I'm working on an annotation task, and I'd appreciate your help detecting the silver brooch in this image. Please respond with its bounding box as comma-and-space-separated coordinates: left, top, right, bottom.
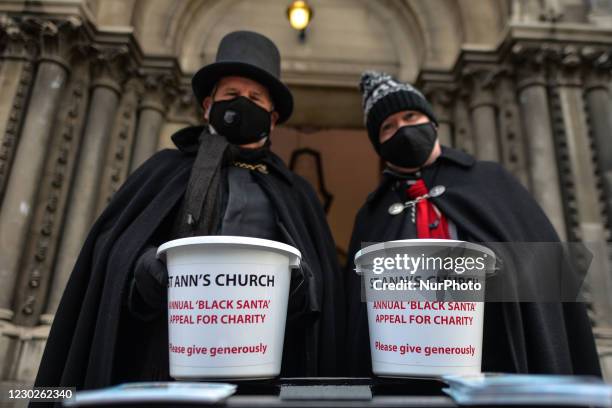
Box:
388, 202, 405, 215
387, 185, 446, 216
429, 185, 446, 198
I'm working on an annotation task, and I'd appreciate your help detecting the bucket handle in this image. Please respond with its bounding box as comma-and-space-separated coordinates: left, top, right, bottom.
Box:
289, 254, 301, 268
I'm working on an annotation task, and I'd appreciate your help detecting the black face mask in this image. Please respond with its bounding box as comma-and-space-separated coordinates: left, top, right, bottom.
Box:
379, 122, 437, 168
209, 96, 272, 145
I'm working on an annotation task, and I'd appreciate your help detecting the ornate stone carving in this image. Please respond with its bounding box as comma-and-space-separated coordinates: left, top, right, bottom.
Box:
515, 43, 608, 89
0, 14, 37, 60
12, 63, 90, 326
0, 16, 89, 324
546, 44, 608, 243
422, 84, 456, 147
461, 65, 502, 161
548, 45, 585, 87
510, 42, 549, 88
98, 78, 140, 211
0, 15, 89, 204
87, 44, 130, 93
582, 47, 612, 91
461, 66, 501, 110
548, 80, 580, 241
139, 71, 177, 113
581, 47, 612, 236
0, 70, 34, 202
0, 15, 37, 202
510, 41, 612, 241
424, 85, 455, 123
167, 85, 201, 125
20, 15, 84, 69
494, 66, 530, 187
127, 70, 178, 172
48, 44, 131, 317
452, 90, 476, 156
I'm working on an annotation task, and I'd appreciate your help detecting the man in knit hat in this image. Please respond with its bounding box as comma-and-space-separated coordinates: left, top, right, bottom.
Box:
344, 71, 601, 376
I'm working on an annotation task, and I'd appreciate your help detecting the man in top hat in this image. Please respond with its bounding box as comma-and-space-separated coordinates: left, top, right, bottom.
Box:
344, 71, 601, 376
34, 31, 345, 391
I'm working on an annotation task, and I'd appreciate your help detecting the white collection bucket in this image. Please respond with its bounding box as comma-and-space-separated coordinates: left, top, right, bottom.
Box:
157, 236, 301, 380
354, 239, 494, 378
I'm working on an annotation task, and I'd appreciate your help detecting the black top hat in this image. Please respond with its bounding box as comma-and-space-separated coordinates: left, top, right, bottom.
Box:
191, 31, 293, 123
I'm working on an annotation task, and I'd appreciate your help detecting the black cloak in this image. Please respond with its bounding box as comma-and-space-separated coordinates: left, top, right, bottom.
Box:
33, 126, 345, 395
345, 146, 601, 377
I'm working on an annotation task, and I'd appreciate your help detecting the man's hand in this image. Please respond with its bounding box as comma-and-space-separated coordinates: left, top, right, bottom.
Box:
127, 246, 168, 320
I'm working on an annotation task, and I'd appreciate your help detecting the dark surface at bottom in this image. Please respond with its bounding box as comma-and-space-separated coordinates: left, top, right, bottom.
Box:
52, 378, 591, 408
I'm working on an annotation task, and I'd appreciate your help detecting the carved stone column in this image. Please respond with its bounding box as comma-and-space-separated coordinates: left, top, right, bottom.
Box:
130, 73, 173, 171
12, 60, 91, 326
464, 67, 501, 162
0, 17, 82, 320
159, 87, 201, 149
3, 60, 91, 383
94, 78, 140, 223
582, 48, 612, 233
494, 67, 530, 188
578, 48, 612, 378
52, 46, 127, 314
167, 87, 201, 128
0, 16, 36, 203
452, 90, 476, 156
548, 47, 612, 365
549, 45, 607, 243
512, 43, 567, 240
426, 86, 454, 147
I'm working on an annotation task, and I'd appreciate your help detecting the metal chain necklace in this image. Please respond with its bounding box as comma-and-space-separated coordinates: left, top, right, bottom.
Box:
387, 185, 446, 220
232, 161, 269, 174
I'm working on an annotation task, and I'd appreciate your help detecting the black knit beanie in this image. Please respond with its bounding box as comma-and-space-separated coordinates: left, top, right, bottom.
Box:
360, 71, 438, 152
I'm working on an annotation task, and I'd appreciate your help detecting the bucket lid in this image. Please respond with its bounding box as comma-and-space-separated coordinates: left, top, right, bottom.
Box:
354, 239, 496, 265
157, 235, 301, 267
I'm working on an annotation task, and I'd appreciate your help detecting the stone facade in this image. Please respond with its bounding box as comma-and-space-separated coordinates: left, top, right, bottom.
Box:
0, 0, 611, 385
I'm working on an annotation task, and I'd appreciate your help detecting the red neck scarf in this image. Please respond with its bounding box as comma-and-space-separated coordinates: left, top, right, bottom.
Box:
406, 179, 450, 239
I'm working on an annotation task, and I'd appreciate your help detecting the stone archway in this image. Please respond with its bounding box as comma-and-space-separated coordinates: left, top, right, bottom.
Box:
148, 0, 509, 255
149, 0, 437, 255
